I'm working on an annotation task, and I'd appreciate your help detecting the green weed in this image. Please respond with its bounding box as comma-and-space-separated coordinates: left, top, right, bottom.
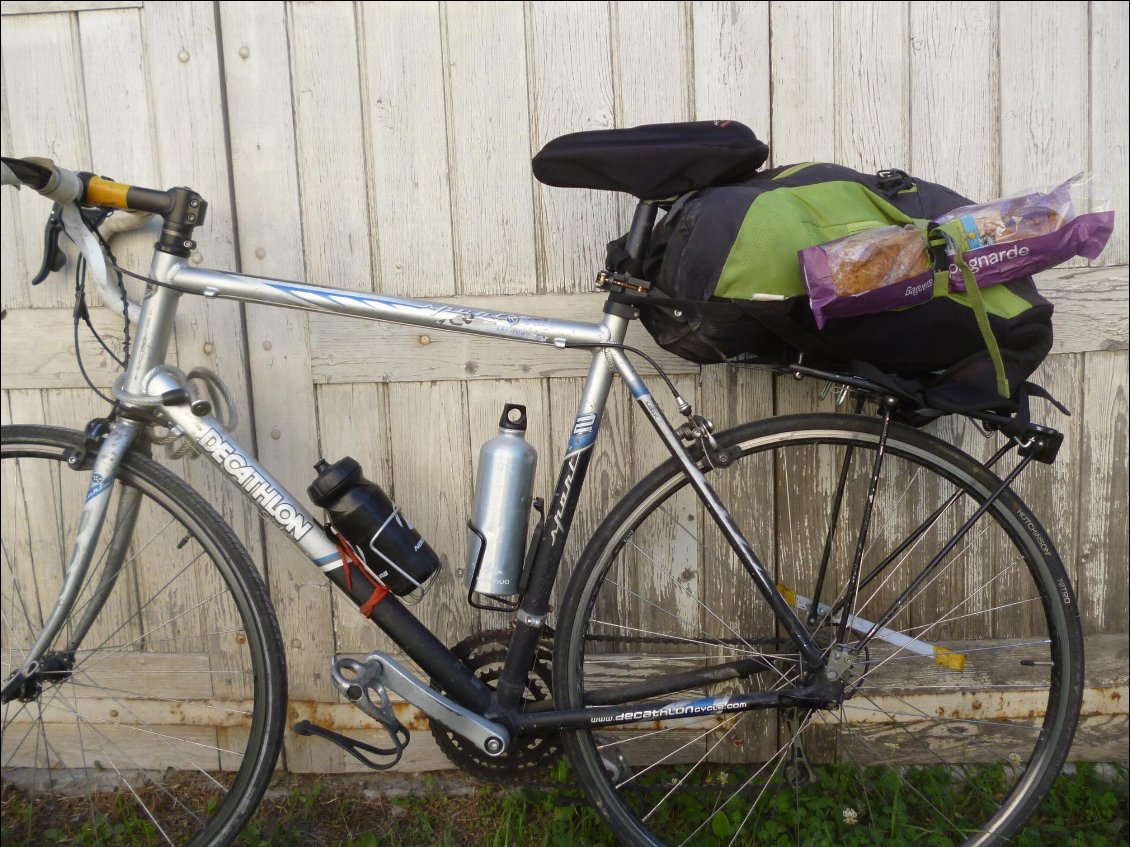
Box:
1, 763, 1125, 846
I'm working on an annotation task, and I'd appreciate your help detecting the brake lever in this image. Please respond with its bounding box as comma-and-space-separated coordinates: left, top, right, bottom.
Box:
31, 202, 66, 286
32, 202, 118, 288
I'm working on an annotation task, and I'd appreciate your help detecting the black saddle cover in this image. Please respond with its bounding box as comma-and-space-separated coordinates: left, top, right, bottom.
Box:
532, 121, 769, 199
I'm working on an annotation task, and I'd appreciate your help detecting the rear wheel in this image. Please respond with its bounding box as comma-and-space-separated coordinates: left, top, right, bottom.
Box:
1, 425, 287, 847
554, 413, 1082, 847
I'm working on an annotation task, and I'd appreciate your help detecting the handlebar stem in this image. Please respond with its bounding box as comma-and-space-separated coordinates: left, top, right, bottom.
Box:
153, 187, 208, 257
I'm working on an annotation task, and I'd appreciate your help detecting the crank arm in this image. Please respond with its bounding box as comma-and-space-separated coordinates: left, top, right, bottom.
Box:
331, 656, 401, 727
335, 653, 510, 757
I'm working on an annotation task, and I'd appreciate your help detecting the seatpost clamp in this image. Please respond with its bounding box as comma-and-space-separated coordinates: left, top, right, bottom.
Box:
595, 269, 651, 293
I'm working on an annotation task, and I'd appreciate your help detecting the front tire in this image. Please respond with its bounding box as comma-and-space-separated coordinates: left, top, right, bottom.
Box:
1, 425, 287, 846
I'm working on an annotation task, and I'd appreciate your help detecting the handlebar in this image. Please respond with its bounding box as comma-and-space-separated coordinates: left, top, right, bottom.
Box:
2, 155, 208, 252
3, 155, 211, 319
1, 156, 191, 218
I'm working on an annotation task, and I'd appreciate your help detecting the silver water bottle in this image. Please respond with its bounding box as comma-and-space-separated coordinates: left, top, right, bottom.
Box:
465, 404, 537, 597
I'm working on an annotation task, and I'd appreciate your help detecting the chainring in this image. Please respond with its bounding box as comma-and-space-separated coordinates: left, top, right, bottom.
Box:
430, 628, 562, 785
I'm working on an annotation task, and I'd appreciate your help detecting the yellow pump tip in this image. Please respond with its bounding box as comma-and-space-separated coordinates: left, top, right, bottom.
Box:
934, 645, 966, 671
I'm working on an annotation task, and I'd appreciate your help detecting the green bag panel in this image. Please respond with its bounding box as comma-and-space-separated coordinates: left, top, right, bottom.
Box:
946, 279, 1036, 320
715, 181, 921, 298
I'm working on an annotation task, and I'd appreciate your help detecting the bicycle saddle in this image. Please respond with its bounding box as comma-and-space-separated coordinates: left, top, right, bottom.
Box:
531, 120, 769, 200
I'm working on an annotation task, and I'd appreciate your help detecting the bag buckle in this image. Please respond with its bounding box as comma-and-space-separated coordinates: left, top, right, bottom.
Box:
876, 169, 914, 195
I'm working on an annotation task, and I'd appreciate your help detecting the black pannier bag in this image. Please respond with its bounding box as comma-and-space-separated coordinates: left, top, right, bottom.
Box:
629, 163, 1056, 414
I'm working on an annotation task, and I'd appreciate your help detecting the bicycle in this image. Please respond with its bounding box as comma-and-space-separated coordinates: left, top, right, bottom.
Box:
0, 131, 1083, 847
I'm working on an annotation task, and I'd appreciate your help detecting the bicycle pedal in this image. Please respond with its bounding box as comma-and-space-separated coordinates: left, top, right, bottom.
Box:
292, 719, 408, 771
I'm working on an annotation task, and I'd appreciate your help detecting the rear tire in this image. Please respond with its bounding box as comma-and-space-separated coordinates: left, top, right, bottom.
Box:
554, 413, 1083, 847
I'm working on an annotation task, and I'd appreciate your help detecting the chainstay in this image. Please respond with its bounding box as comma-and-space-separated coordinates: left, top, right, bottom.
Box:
434, 630, 797, 787
584, 633, 788, 649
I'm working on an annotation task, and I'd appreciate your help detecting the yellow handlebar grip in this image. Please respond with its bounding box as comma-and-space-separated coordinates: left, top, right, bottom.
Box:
85, 176, 131, 209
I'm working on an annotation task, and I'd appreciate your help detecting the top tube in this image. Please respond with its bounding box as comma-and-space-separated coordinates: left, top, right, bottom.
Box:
165, 263, 612, 348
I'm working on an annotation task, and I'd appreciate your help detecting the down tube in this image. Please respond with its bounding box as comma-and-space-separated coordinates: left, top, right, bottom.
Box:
148, 373, 492, 710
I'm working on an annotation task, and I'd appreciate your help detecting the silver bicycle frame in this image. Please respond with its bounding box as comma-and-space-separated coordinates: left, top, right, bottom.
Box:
16, 249, 825, 680
144, 258, 622, 562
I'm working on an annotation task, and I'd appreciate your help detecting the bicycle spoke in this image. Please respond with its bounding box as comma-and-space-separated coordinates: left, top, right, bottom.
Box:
689, 710, 818, 847
585, 618, 799, 666
65, 670, 104, 847
619, 714, 740, 791
838, 718, 973, 837
75, 548, 209, 661
91, 747, 177, 847
66, 678, 253, 718
894, 598, 1041, 637
66, 684, 230, 791
650, 503, 763, 653
73, 588, 231, 678
595, 716, 725, 751
637, 714, 743, 818
864, 555, 1026, 678
61, 511, 180, 635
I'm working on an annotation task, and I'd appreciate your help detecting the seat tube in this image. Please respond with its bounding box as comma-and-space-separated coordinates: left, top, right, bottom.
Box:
492, 307, 627, 711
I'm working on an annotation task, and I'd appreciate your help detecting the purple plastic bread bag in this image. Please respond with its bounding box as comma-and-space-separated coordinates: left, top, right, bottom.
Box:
937, 175, 1115, 290
799, 174, 1114, 327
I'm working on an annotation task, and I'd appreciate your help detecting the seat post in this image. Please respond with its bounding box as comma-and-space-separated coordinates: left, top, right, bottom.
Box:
624, 201, 659, 263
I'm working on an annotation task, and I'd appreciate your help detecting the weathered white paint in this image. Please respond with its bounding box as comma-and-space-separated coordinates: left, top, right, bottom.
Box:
1, 1, 139, 13
0, 1, 1126, 774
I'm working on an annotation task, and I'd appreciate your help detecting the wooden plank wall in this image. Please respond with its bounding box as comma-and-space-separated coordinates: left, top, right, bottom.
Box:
1, 1, 1127, 772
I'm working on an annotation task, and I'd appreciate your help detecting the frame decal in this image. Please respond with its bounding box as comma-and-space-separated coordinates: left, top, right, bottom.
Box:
261, 282, 555, 342
198, 428, 315, 541
589, 695, 739, 725
84, 472, 112, 502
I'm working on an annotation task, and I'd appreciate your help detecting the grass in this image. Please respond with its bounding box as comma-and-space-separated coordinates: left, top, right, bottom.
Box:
1, 762, 1126, 846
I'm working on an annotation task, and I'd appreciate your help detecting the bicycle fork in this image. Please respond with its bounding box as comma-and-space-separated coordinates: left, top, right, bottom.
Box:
1, 420, 142, 703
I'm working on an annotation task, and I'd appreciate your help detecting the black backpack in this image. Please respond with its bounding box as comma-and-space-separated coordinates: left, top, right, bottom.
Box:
628, 163, 1055, 414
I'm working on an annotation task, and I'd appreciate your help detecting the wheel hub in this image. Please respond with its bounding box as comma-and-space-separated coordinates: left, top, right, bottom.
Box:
2, 650, 75, 703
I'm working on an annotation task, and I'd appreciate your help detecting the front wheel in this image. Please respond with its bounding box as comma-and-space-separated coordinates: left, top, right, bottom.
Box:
554, 413, 1083, 847
1, 425, 287, 846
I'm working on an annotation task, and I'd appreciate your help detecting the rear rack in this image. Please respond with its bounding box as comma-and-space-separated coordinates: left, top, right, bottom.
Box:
782, 362, 1064, 465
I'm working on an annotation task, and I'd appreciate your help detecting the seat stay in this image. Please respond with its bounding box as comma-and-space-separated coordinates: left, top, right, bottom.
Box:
607, 347, 828, 670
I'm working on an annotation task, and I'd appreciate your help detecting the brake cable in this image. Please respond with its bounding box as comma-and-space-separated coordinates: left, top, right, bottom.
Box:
62, 205, 127, 407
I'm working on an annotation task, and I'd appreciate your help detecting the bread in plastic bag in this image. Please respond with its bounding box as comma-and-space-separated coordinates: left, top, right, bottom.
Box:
935, 173, 1114, 290
799, 225, 934, 328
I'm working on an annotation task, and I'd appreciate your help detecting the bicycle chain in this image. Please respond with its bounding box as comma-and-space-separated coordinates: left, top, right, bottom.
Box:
585, 632, 787, 649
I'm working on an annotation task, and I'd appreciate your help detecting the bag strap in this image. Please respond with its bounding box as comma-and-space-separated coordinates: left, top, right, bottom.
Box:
930, 219, 1010, 398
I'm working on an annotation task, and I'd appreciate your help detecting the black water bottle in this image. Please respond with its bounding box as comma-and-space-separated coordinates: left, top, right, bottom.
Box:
308, 457, 441, 596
